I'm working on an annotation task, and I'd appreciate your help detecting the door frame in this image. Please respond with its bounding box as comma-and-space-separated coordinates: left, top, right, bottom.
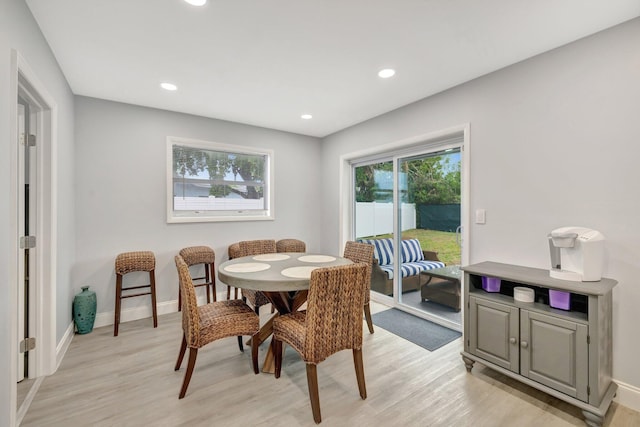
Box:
16, 94, 37, 383
339, 124, 470, 329
9, 49, 58, 421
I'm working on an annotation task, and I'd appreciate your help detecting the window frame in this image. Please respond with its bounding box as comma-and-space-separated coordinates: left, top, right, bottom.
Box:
166, 136, 274, 223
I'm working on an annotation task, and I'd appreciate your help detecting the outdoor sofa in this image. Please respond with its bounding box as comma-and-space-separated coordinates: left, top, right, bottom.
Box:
357, 237, 445, 296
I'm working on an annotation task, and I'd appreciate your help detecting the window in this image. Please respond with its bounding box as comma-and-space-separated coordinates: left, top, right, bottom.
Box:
167, 136, 274, 223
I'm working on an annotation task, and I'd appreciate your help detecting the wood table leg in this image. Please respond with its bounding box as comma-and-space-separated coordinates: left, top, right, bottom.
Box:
246, 313, 277, 347
258, 290, 308, 374
262, 344, 277, 374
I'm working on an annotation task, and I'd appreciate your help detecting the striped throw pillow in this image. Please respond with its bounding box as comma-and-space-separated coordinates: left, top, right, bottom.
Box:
358, 238, 394, 266
401, 239, 424, 263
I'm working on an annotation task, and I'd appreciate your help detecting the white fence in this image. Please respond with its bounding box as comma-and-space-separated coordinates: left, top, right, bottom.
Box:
355, 202, 416, 238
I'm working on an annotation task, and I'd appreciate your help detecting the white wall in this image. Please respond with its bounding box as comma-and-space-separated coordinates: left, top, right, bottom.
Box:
321, 18, 640, 405
0, 0, 76, 425
74, 97, 322, 320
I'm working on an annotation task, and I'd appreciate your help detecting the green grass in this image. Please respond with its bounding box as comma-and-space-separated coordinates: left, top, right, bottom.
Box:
363, 229, 461, 266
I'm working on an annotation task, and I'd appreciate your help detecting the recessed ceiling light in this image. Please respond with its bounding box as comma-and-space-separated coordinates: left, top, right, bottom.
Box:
184, 0, 207, 6
160, 82, 178, 91
301, 114, 313, 120
378, 68, 396, 78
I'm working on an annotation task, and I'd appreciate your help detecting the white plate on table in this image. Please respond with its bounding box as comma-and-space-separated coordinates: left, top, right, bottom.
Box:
224, 263, 271, 273
252, 254, 290, 261
297, 255, 336, 263
281, 266, 318, 279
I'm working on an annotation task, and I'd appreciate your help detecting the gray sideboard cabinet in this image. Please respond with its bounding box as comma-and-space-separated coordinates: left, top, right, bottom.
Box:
460, 261, 617, 427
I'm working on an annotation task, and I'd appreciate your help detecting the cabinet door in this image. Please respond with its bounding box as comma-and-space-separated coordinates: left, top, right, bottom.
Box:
469, 296, 519, 372
520, 310, 588, 401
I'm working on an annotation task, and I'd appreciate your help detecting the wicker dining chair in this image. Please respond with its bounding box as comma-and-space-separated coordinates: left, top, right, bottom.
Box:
174, 255, 260, 399
276, 238, 306, 253
178, 246, 217, 311
343, 241, 375, 334
236, 239, 277, 314
272, 263, 369, 424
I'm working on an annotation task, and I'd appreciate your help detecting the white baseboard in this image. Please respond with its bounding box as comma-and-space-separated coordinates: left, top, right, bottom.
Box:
55, 321, 75, 371
93, 291, 229, 329
94, 300, 178, 329
614, 380, 640, 412
16, 376, 44, 426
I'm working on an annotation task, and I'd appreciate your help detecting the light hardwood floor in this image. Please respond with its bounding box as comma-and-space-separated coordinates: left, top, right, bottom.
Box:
21, 303, 640, 427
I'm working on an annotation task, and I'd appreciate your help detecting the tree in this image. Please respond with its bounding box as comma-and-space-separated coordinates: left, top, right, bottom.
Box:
355, 162, 393, 202
173, 145, 265, 199
404, 155, 460, 205
354, 155, 460, 205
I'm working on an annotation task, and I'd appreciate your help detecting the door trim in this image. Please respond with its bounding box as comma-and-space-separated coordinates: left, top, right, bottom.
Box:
10, 49, 58, 423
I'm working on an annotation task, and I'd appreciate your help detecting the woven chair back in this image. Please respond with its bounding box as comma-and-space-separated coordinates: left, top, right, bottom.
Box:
228, 243, 241, 260
238, 239, 277, 257
276, 239, 306, 253
175, 255, 200, 347
305, 263, 368, 364
343, 241, 374, 303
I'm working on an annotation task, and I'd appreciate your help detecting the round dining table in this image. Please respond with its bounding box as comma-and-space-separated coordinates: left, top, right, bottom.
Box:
218, 252, 352, 373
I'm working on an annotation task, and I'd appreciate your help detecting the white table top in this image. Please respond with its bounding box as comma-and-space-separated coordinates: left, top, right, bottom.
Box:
218, 252, 352, 292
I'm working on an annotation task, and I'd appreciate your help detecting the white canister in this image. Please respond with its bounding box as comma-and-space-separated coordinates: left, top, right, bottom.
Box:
513, 287, 535, 303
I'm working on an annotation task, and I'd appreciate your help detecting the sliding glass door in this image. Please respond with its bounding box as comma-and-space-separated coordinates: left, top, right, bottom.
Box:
351, 135, 465, 329
397, 149, 461, 327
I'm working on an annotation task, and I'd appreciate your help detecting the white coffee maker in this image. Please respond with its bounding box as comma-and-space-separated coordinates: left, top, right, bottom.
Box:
548, 226, 604, 282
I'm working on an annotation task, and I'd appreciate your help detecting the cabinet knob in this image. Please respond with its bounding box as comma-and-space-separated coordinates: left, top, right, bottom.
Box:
509, 337, 517, 344
520, 341, 529, 348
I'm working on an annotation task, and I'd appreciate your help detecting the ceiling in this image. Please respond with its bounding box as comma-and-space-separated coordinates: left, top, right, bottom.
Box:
26, 0, 640, 138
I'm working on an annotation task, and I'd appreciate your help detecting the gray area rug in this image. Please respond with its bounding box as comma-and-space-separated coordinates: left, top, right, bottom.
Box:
371, 308, 462, 351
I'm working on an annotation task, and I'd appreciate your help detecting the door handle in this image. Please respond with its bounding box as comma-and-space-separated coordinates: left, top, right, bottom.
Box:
520, 341, 529, 348
509, 337, 517, 344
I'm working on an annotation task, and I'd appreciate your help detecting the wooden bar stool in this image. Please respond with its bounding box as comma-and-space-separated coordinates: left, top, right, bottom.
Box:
178, 246, 217, 311
114, 251, 158, 336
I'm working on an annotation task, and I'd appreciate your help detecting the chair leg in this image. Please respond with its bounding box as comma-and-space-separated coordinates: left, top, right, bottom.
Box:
210, 262, 217, 302
175, 333, 187, 371
273, 339, 283, 378
149, 270, 158, 328
251, 333, 259, 374
114, 274, 122, 337
364, 303, 374, 334
179, 348, 198, 399
353, 348, 367, 400
237, 336, 244, 352
204, 264, 211, 303
306, 363, 322, 424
